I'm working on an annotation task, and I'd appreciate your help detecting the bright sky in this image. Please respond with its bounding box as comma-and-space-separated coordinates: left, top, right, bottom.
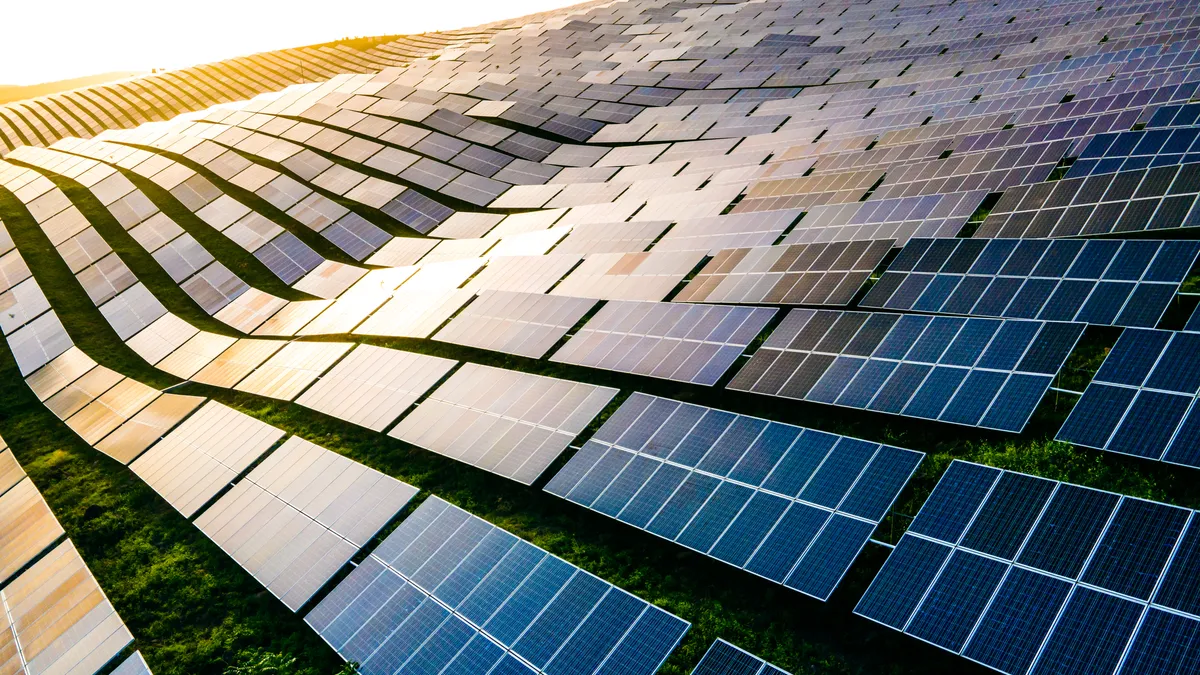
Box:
0, 0, 584, 85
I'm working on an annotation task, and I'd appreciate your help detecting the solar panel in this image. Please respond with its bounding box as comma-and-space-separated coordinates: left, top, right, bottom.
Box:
93, 392, 206, 464
545, 393, 923, 600
862, 238, 1200, 328
1057, 328, 1200, 468
295, 344, 457, 431
195, 436, 418, 611
551, 301, 775, 386
0, 478, 65, 585
306, 496, 689, 675
692, 639, 792, 675
674, 241, 892, 306
389, 364, 617, 485
786, 192, 985, 246
111, 652, 153, 675
731, 309, 1082, 432
191, 339, 286, 388
978, 163, 1200, 238
1068, 127, 1200, 179
552, 251, 707, 301
130, 400, 286, 517
0, 541, 133, 675
0, 441, 25, 497
856, 460, 1200, 675
233, 341, 353, 400
433, 290, 597, 359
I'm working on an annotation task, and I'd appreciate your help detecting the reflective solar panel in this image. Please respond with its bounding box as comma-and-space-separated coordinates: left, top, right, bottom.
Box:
1058, 328, 1200, 468
0, 541, 134, 675
731, 310, 1082, 432
434, 290, 597, 359
675, 241, 892, 306
691, 639, 792, 675
545, 393, 923, 601
389, 364, 617, 484
295, 344, 457, 431
0, 478, 66, 586
130, 400, 286, 517
856, 460, 1200, 675
195, 436, 418, 611
551, 301, 775, 386
306, 496, 689, 675
233, 341, 353, 400
862, 238, 1200, 328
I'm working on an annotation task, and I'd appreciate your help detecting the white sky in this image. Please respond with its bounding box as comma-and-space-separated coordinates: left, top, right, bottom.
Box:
0, 0, 584, 85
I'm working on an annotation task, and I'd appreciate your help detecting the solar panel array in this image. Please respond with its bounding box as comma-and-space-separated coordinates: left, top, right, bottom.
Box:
546, 393, 923, 601
5, 0, 1200, 670
856, 460, 1200, 675
862, 238, 1200, 328
692, 640, 791, 675
1057, 328, 1200, 469
730, 310, 1083, 432
307, 496, 690, 675
389, 364, 618, 484
552, 301, 775, 385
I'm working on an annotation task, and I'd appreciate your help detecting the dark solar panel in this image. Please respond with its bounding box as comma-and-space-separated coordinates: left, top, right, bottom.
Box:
307, 496, 689, 675
861, 238, 1200, 328
1058, 327, 1200, 468
856, 460, 1200, 675
730, 309, 1083, 432
545, 393, 923, 601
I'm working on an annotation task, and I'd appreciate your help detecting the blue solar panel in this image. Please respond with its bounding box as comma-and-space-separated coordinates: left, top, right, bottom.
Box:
691, 639, 794, 675
861, 238, 1199, 328
1058, 327, 1200, 468
855, 460, 1200, 675
731, 309, 1082, 433
307, 497, 689, 675
545, 393, 924, 601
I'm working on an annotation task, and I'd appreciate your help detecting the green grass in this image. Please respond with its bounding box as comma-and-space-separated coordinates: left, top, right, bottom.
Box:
2, 178, 1200, 675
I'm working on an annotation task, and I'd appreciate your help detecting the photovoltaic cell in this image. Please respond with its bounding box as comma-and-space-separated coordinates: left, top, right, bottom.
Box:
545, 393, 923, 600
856, 460, 1200, 675
551, 301, 775, 385
862, 238, 1199, 328
730, 309, 1082, 432
306, 496, 689, 675
1058, 327, 1200, 468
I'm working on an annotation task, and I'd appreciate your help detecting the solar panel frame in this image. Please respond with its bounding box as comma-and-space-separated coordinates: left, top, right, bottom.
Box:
691, 639, 793, 675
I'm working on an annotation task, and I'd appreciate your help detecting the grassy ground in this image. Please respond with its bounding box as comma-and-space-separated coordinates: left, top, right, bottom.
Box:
1, 180, 1199, 675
